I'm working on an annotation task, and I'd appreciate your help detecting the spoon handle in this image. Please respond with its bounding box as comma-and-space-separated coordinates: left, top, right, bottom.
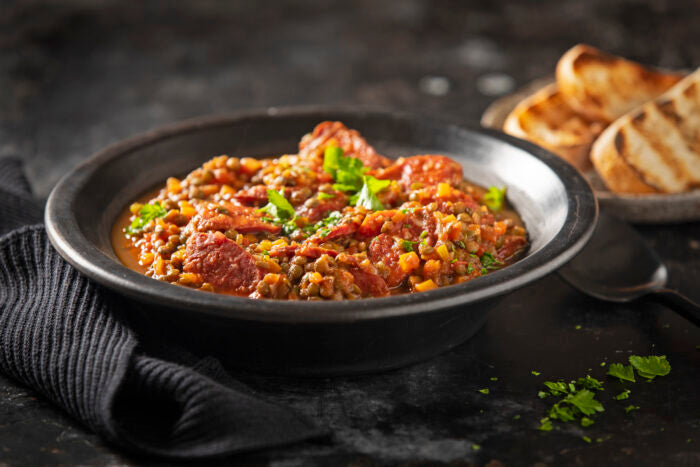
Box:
650, 289, 700, 327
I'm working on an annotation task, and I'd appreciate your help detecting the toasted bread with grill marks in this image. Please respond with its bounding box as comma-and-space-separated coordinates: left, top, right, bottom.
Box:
556, 44, 684, 122
503, 83, 605, 171
591, 69, 700, 194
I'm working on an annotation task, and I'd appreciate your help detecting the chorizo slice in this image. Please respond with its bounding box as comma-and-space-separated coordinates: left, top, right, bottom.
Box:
373, 155, 463, 189
299, 121, 392, 169
369, 234, 408, 288
349, 268, 390, 297
295, 192, 348, 223
183, 231, 263, 294
193, 205, 281, 234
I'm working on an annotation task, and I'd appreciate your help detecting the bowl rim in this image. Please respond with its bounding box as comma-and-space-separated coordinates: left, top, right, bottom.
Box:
45, 106, 598, 323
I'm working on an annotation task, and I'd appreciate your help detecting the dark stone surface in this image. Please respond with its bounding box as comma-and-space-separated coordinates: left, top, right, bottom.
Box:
1, 0, 699, 465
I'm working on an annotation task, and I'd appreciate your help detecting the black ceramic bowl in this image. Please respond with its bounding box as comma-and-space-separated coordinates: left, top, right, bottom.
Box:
45, 108, 597, 375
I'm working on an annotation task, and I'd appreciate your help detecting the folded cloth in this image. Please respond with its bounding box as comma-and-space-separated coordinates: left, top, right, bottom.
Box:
0, 158, 326, 459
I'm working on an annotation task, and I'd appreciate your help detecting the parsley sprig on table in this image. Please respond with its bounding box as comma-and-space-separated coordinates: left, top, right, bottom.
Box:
535, 355, 671, 436
126, 202, 167, 235
323, 146, 390, 210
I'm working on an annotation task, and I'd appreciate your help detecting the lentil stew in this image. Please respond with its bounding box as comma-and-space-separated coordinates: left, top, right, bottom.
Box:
112, 121, 528, 300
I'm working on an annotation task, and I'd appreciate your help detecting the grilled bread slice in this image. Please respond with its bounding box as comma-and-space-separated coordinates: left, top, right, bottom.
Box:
591, 69, 700, 194
503, 83, 604, 171
556, 44, 684, 122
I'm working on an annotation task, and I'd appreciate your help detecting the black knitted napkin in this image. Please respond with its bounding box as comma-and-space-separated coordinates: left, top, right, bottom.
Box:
0, 158, 326, 459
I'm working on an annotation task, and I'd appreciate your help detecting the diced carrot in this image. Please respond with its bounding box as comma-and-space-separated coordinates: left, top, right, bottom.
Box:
179, 201, 196, 217
220, 184, 236, 198
166, 177, 182, 194
437, 183, 452, 198
240, 157, 262, 174
423, 259, 441, 277
436, 244, 451, 262
152, 256, 166, 275
399, 251, 420, 273
415, 279, 438, 292
494, 221, 507, 237
481, 225, 497, 243
129, 203, 143, 215
139, 252, 154, 266
264, 273, 281, 285
309, 272, 323, 284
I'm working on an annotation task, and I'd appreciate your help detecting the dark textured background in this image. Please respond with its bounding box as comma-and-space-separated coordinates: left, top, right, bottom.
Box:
1, 0, 699, 465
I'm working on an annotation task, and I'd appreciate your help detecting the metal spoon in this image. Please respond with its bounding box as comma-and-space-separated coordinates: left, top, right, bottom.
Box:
558, 212, 700, 326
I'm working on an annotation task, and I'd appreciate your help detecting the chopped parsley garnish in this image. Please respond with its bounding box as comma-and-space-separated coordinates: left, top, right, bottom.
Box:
575, 375, 604, 391
538, 419, 553, 431
127, 202, 167, 235
420, 231, 429, 239
478, 388, 490, 395
483, 186, 506, 212
480, 252, 502, 270
317, 192, 336, 200
580, 417, 594, 427
466, 264, 474, 274
615, 390, 631, 400
547, 389, 604, 423
471, 444, 481, 451
490, 377, 499, 382
351, 175, 391, 210
259, 189, 295, 221
624, 405, 640, 414
629, 355, 671, 380
401, 239, 418, 252
513, 414, 521, 420
543, 381, 569, 395
531, 371, 541, 376
323, 146, 390, 210
323, 146, 364, 191
258, 190, 300, 235
607, 363, 636, 383
455, 240, 466, 249
538, 391, 549, 399
582, 435, 592, 443
305, 210, 344, 237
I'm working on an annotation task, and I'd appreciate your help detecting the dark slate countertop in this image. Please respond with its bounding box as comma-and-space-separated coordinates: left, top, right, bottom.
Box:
1, 1, 699, 465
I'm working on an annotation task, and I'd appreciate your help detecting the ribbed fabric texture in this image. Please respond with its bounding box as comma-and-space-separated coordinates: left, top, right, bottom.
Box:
0, 158, 325, 459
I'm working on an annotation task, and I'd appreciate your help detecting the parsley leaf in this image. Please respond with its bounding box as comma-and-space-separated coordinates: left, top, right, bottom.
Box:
607, 363, 636, 383
615, 390, 631, 400
402, 240, 417, 252
624, 405, 640, 414
580, 417, 595, 427
259, 189, 295, 221
304, 211, 344, 237
483, 186, 506, 212
478, 388, 490, 395
629, 355, 671, 380
318, 192, 336, 200
566, 389, 604, 416
352, 175, 390, 210
480, 252, 502, 270
575, 375, 604, 391
323, 146, 388, 210
543, 381, 569, 396
127, 202, 167, 235
538, 419, 553, 431
323, 146, 365, 193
